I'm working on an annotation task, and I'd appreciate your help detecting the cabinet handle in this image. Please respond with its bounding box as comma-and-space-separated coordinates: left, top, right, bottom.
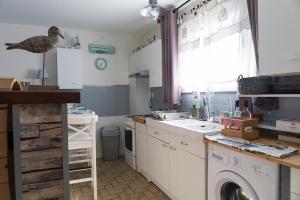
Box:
180, 141, 189, 146
162, 143, 168, 148
169, 146, 176, 150
154, 131, 160, 135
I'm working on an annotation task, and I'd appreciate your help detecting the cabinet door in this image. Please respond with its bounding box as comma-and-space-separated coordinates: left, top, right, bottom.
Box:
136, 124, 147, 177
170, 146, 206, 200
148, 136, 169, 192
57, 48, 83, 89
147, 40, 162, 87
291, 168, 300, 195
169, 146, 184, 200
259, 1, 300, 75
291, 193, 300, 200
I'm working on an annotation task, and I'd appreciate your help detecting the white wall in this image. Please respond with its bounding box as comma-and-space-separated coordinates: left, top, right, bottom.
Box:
0, 22, 132, 158
0, 22, 131, 86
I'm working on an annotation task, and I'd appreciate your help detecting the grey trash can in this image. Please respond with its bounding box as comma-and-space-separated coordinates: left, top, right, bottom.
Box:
101, 126, 120, 161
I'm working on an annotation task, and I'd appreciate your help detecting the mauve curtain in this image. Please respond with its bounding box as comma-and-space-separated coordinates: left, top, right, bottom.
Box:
160, 10, 180, 106
247, 0, 259, 70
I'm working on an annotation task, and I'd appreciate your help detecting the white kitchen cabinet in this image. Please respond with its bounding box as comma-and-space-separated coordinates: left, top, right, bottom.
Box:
291, 168, 300, 196
129, 40, 162, 87
169, 145, 205, 200
291, 193, 300, 200
148, 135, 170, 193
258, 1, 300, 75
146, 122, 207, 200
136, 122, 148, 178
57, 48, 83, 89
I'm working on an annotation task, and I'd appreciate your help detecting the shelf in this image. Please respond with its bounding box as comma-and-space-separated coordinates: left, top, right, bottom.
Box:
239, 94, 300, 98
257, 124, 300, 134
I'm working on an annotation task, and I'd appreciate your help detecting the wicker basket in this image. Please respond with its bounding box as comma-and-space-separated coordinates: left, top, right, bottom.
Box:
238, 75, 272, 95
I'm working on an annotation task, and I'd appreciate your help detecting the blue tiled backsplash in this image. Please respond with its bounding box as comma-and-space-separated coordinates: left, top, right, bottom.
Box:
150, 87, 300, 121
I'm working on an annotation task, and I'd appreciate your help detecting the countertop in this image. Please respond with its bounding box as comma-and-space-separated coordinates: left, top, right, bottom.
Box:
0, 90, 80, 104
204, 137, 300, 169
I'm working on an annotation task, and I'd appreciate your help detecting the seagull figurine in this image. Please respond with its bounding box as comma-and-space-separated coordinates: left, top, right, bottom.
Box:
5, 26, 64, 53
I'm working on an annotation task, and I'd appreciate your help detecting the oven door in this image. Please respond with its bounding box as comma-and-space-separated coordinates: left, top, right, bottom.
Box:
124, 126, 136, 156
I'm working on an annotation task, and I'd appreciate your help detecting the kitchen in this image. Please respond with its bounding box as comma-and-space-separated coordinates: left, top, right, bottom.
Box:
0, 0, 300, 200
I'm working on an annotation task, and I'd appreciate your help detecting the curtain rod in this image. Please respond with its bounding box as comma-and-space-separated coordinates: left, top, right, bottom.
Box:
173, 0, 192, 13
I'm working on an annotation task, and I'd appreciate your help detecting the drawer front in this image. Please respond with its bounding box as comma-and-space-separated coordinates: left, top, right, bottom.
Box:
291, 168, 300, 195
0, 110, 7, 133
0, 183, 10, 200
0, 158, 8, 184
170, 136, 204, 158
148, 126, 169, 143
0, 133, 7, 158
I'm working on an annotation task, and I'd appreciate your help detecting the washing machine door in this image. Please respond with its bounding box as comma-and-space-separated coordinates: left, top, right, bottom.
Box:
213, 171, 259, 200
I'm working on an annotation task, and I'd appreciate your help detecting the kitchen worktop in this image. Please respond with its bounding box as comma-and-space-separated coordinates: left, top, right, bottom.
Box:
0, 90, 80, 104
204, 137, 300, 169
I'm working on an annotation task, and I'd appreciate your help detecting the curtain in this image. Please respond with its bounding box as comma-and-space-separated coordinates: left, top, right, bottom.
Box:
160, 10, 180, 105
178, 0, 256, 92
247, 0, 259, 71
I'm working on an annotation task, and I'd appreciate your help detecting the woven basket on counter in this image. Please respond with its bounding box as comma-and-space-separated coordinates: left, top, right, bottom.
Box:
238, 75, 272, 95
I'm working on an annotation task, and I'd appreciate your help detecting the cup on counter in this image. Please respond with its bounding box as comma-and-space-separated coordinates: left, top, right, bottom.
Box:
20, 81, 31, 91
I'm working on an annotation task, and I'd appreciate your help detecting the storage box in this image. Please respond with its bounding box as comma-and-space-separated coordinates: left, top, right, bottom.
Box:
276, 118, 300, 133
221, 118, 259, 141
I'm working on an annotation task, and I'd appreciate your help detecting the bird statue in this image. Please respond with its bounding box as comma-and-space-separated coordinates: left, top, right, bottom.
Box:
5, 26, 64, 53
5, 26, 64, 86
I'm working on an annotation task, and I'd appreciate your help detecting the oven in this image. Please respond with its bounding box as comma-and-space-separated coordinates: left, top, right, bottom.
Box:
124, 117, 136, 170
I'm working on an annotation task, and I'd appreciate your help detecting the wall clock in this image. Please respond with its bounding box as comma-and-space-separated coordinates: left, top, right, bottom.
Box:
95, 58, 107, 70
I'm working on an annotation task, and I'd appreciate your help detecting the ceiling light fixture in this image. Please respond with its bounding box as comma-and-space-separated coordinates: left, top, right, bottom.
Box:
140, 0, 160, 20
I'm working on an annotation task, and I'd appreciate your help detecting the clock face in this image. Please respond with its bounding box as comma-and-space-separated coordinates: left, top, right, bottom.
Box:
95, 58, 107, 70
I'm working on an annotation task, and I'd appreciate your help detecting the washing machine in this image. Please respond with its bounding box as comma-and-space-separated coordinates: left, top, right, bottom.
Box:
208, 144, 279, 200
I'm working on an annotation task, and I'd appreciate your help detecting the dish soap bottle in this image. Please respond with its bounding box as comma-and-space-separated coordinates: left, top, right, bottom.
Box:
233, 100, 241, 118
191, 93, 200, 118
241, 100, 252, 119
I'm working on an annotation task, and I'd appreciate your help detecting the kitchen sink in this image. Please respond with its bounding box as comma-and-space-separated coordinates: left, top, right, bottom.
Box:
162, 119, 202, 126
184, 123, 222, 133
162, 119, 222, 133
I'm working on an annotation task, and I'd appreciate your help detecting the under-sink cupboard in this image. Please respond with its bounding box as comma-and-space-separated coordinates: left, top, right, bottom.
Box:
145, 121, 206, 200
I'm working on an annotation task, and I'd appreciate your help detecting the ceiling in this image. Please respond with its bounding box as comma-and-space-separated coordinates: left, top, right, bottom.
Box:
0, 0, 179, 34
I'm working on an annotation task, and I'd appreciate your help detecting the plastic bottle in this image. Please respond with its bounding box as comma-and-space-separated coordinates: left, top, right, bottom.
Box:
74, 36, 81, 49
233, 100, 241, 118
241, 100, 252, 119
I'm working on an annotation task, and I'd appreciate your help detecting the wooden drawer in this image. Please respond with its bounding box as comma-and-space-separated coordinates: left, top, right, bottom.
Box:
0, 133, 7, 158
0, 183, 10, 200
0, 110, 7, 132
0, 158, 8, 184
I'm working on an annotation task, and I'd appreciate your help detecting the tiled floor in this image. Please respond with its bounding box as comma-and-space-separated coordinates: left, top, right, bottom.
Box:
70, 158, 170, 200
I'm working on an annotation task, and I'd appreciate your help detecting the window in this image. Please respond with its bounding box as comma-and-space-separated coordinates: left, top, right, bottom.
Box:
178, 0, 256, 92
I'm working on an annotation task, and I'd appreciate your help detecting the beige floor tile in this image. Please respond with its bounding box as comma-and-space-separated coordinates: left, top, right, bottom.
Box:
70, 158, 170, 200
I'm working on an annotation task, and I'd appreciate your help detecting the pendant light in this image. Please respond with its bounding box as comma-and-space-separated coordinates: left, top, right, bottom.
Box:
140, 0, 160, 20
